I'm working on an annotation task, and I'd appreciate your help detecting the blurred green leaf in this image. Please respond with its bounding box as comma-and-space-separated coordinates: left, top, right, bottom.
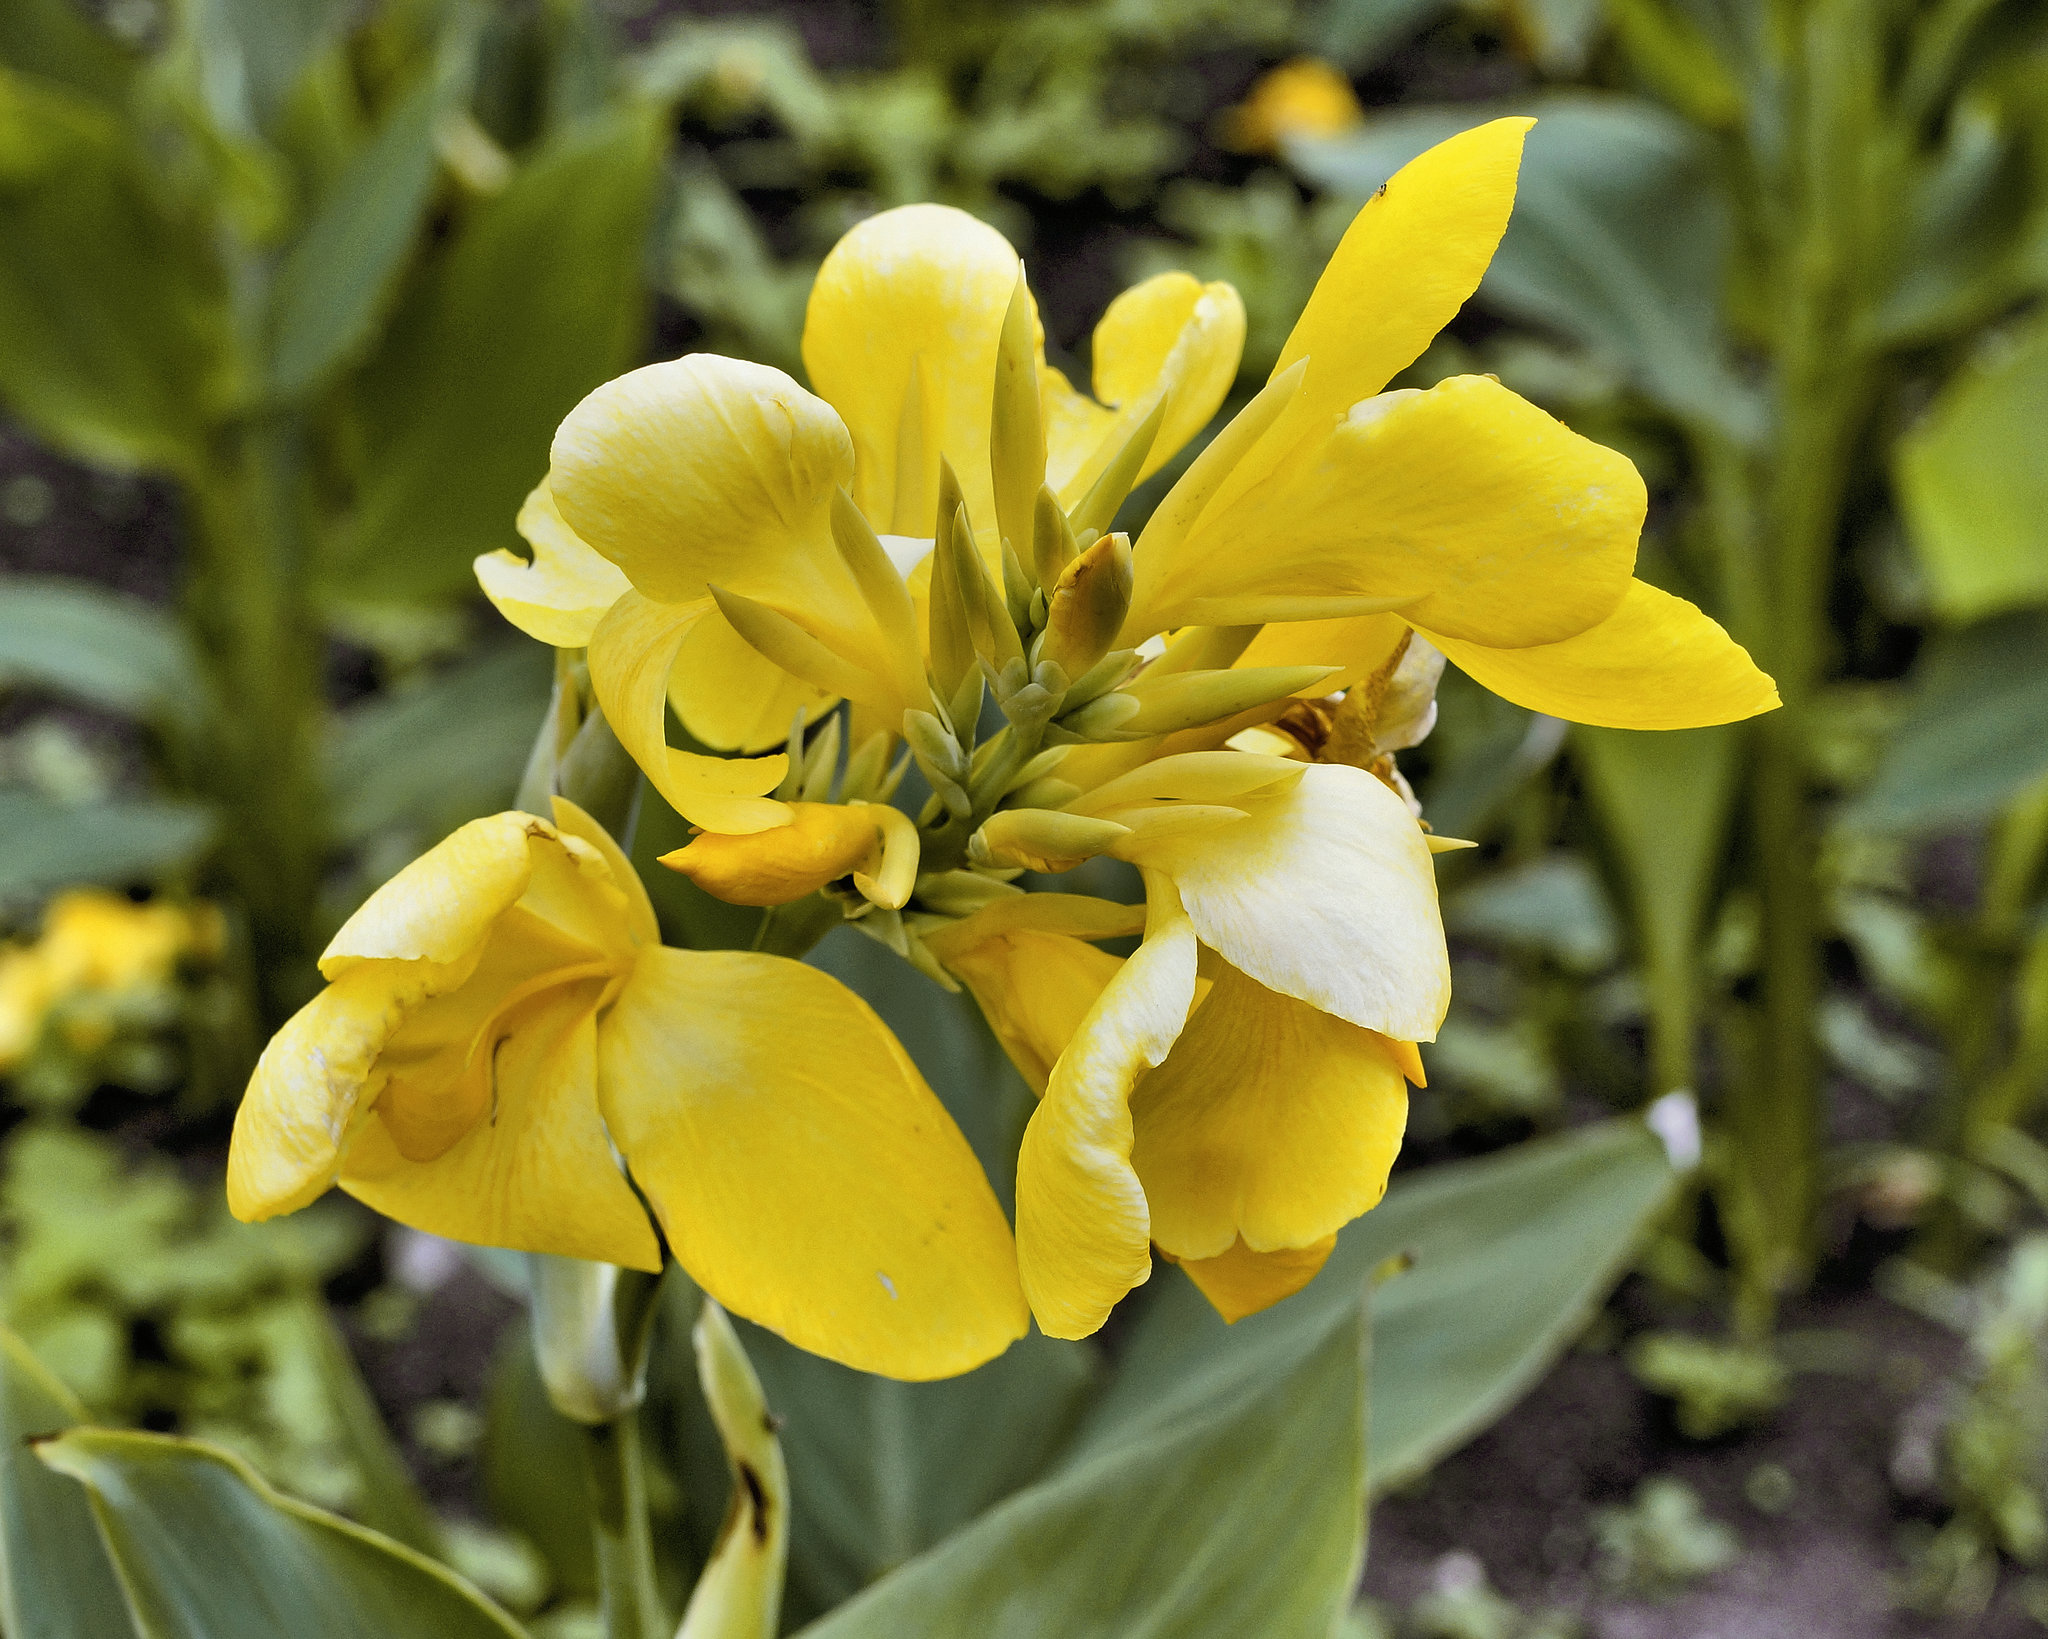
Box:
175, 0, 355, 137
1895, 310, 2048, 623
0, 792, 216, 900
331, 102, 664, 602
0, 67, 231, 473
326, 642, 553, 845
0, 0, 139, 105
797, 1287, 1368, 1639
0, 576, 207, 730
1445, 853, 1621, 975
1312, 0, 1452, 70
1846, 610, 2048, 833
1291, 95, 1759, 439
35, 1428, 529, 1638
0, 1327, 131, 1639
482, 1319, 596, 1601
1090, 1118, 1674, 1493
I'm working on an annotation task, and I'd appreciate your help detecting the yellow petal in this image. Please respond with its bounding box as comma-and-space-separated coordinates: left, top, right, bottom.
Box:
1016, 876, 1199, 1339
1132, 964, 1408, 1262
599, 947, 1028, 1379
1042, 273, 1245, 507
1428, 579, 1781, 728
550, 796, 658, 951
803, 203, 1020, 536
474, 481, 631, 648
1140, 375, 1642, 644
1174, 1235, 1335, 1323
1115, 761, 1449, 1042
1234, 612, 1409, 693
668, 604, 836, 754
228, 966, 416, 1221
320, 812, 547, 979
1275, 117, 1531, 426
342, 981, 662, 1270
586, 591, 791, 834
660, 801, 882, 907
926, 893, 1146, 1094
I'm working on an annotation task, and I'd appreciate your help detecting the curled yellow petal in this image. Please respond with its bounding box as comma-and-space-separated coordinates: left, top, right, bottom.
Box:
661, 801, 882, 907
320, 811, 548, 978
599, 947, 1029, 1380
1174, 1235, 1336, 1324
1428, 579, 1781, 729
474, 482, 631, 648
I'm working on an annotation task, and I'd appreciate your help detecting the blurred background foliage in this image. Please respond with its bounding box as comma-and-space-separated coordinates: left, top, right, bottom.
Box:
5, 0, 2048, 1631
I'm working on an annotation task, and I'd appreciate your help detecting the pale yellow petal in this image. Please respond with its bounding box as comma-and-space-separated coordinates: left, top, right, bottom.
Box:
599, 947, 1028, 1380
803, 203, 1020, 536
668, 604, 836, 754
1043, 273, 1246, 506
550, 796, 658, 950
342, 982, 662, 1270
1235, 612, 1408, 693
474, 482, 631, 648
1428, 579, 1780, 729
319, 812, 544, 978
1137, 375, 1642, 644
1175, 1235, 1335, 1324
1117, 762, 1449, 1042
586, 591, 791, 834
1132, 964, 1408, 1261
1016, 877, 1199, 1339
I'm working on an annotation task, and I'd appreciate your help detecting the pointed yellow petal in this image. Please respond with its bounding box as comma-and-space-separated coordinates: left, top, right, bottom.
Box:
474, 482, 631, 648
1175, 1235, 1335, 1324
1276, 117, 1531, 421
668, 605, 837, 754
1132, 964, 1408, 1262
1117, 762, 1449, 1042
1428, 579, 1781, 728
661, 801, 882, 907
1016, 877, 1199, 1339
586, 591, 791, 834
803, 204, 1020, 536
1043, 273, 1245, 506
342, 983, 662, 1270
599, 947, 1029, 1380
1148, 375, 1643, 644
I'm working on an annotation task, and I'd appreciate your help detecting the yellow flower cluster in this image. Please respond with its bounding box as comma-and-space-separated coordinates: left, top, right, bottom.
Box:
0, 890, 221, 1071
231, 120, 1777, 1379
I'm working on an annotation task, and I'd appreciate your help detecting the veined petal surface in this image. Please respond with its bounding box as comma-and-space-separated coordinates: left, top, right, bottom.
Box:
474, 482, 631, 648
1428, 579, 1781, 728
599, 947, 1028, 1380
803, 203, 1019, 536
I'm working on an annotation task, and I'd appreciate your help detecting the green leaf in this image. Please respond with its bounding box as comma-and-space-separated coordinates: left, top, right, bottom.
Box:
330, 102, 664, 603
0, 68, 231, 473
1895, 310, 2048, 623
0, 792, 216, 901
175, 0, 355, 136
1312, 0, 1453, 70
0, 0, 139, 106
482, 1320, 597, 1601
0, 1327, 131, 1639
266, 65, 451, 400
1289, 95, 1759, 439
0, 575, 206, 730
1845, 610, 2048, 833
796, 1287, 1369, 1639
326, 642, 553, 845
1089, 1119, 1674, 1494
35, 1427, 529, 1638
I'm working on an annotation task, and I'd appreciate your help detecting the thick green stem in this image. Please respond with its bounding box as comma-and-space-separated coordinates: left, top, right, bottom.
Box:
582, 1411, 668, 1639
183, 417, 325, 1022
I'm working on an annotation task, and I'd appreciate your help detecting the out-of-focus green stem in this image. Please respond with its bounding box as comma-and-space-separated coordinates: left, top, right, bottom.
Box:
183, 416, 325, 1021
583, 1411, 668, 1639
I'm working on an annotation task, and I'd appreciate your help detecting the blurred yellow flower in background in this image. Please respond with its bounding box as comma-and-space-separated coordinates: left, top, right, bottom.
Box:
1220, 58, 1365, 155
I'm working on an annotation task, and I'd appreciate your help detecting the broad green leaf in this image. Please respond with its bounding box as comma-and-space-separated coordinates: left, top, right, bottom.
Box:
35, 1428, 528, 1639
330, 102, 664, 603
0, 0, 139, 105
1312, 0, 1453, 69
1089, 1119, 1674, 1494
326, 642, 553, 845
175, 0, 355, 136
0, 792, 216, 900
0, 576, 206, 730
1290, 95, 1759, 439
1895, 310, 2048, 622
1575, 723, 1739, 1088
0, 1327, 130, 1639
266, 66, 450, 400
797, 1288, 1369, 1639
1845, 610, 2048, 833
0, 68, 231, 473
482, 1320, 597, 1600
1446, 853, 1620, 975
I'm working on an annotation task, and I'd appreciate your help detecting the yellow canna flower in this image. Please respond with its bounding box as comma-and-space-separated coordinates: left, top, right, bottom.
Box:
227, 799, 1027, 1381
1121, 119, 1779, 733
1219, 58, 1366, 156
956, 751, 1447, 1337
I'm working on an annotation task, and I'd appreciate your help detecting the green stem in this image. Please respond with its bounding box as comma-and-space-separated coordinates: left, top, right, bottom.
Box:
582, 1411, 668, 1639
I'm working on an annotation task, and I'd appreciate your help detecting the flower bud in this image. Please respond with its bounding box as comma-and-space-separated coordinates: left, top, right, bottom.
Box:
1040, 531, 1134, 681
661, 802, 882, 906
969, 810, 1131, 873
